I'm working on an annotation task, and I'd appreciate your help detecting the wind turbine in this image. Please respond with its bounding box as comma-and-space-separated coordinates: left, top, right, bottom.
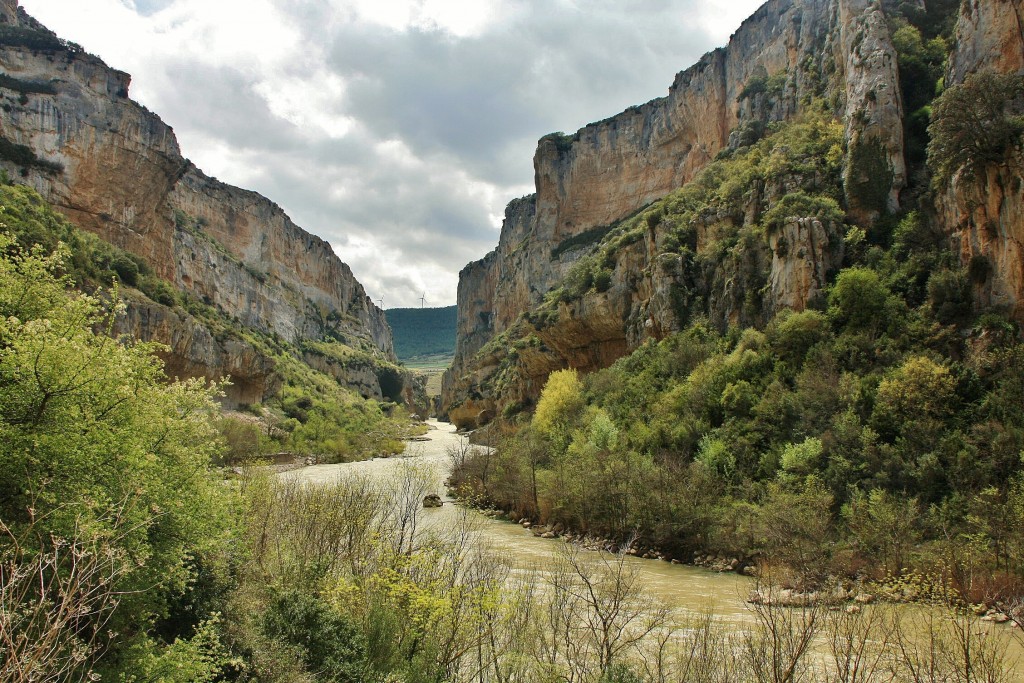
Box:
377, 295, 384, 309
419, 292, 427, 309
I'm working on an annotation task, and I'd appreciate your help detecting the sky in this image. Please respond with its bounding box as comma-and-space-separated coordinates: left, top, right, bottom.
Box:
20, 0, 766, 308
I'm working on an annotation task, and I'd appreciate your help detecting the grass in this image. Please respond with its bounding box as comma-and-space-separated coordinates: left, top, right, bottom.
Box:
403, 354, 452, 397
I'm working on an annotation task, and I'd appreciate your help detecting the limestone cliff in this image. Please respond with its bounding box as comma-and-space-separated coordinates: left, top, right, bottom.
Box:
0, 0, 406, 406
948, 0, 1024, 83
938, 0, 1024, 320
444, 0, 907, 426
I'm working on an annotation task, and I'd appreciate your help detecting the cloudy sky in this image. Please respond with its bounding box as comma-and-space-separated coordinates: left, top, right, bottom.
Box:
21, 0, 765, 308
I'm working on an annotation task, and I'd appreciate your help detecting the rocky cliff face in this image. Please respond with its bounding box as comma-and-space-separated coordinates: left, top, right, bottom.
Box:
948, 0, 1024, 83
938, 0, 1024, 320
0, 0, 405, 405
444, 0, 907, 426
114, 296, 281, 406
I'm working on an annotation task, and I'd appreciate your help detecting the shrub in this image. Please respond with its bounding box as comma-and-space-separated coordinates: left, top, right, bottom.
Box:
827, 267, 889, 331
762, 191, 844, 233
262, 590, 368, 683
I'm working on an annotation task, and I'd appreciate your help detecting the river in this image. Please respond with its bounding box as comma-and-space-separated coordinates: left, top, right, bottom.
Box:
281, 419, 762, 627
279, 419, 1024, 677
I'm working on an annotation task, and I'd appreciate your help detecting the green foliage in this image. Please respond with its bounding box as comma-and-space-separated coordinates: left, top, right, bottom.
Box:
0, 182, 155, 290
539, 108, 847, 328
0, 24, 83, 53
762, 191, 844, 233
454, 242, 1024, 591
541, 130, 576, 152
845, 136, 894, 219
385, 305, 456, 360
0, 229, 235, 676
828, 267, 890, 332
262, 590, 369, 682
843, 488, 920, 576
551, 223, 616, 259
533, 368, 585, 449
927, 71, 1024, 186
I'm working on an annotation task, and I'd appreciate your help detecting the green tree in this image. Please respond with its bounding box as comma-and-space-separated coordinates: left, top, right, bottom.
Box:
828, 267, 890, 333
928, 71, 1024, 186
534, 368, 585, 450
0, 231, 231, 677
871, 355, 955, 440
262, 590, 369, 683
842, 488, 920, 577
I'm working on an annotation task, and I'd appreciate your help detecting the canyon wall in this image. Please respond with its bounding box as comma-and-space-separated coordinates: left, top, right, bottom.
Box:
938, 0, 1024, 321
0, 0, 403, 405
444, 0, 908, 425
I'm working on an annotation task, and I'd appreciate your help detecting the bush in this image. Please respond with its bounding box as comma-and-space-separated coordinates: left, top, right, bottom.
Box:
262, 590, 369, 683
110, 252, 140, 286
762, 191, 844, 233
827, 267, 889, 331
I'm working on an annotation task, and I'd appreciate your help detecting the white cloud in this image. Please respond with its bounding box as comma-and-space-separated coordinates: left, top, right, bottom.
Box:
20, 0, 767, 307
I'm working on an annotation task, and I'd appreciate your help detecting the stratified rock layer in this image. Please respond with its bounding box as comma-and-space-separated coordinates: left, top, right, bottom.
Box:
444, 0, 908, 424
0, 0, 400, 405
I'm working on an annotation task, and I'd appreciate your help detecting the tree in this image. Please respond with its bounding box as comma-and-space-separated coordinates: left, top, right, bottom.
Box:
533, 368, 585, 450
827, 268, 889, 333
928, 71, 1024, 186
871, 355, 955, 441
757, 478, 834, 588
0, 230, 230, 676
842, 488, 921, 577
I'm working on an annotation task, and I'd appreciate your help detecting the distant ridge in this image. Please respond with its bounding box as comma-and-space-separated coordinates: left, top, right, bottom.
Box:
386, 306, 457, 361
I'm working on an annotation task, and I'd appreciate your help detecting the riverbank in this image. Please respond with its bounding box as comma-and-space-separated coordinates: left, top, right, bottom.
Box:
280, 419, 756, 625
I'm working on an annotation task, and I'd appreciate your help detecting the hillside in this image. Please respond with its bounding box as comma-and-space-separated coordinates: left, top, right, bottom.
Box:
443, 0, 1024, 429
0, 0, 420, 409
442, 0, 1024, 625
385, 305, 457, 361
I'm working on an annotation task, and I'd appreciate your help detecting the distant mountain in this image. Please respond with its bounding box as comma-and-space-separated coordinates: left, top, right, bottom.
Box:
386, 306, 457, 361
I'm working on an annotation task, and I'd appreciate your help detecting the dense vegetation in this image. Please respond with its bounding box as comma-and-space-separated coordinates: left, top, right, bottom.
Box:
449, 4, 1024, 619
386, 305, 457, 361
0, 182, 413, 464
2, 214, 1021, 680
5, 0, 1024, 679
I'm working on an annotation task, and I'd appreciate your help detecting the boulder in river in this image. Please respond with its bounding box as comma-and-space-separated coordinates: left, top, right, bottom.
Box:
423, 494, 443, 508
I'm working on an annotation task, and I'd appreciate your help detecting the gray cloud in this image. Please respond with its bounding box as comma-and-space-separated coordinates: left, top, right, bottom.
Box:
22, 0, 765, 307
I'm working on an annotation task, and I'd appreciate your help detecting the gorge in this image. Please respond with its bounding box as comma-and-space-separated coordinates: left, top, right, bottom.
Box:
3, 0, 1024, 680
442, 0, 1024, 430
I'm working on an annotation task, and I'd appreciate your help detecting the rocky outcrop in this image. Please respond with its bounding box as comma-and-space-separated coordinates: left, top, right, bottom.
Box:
115, 297, 281, 407
937, 0, 1024, 320
769, 218, 842, 312
948, 0, 1024, 83
938, 156, 1024, 320
0, 1, 407, 404
840, 0, 906, 222
444, 0, 906, 423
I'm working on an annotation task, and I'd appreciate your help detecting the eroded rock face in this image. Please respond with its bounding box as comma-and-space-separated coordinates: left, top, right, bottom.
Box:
937, 0, 1024, 320
0, 2, 403, 403
444, 0, 905, 421
948, 0, 1024, 83
769, 218, 842, 313
840, 0, 906, 222
115, 297, 281, 407
939, 153, 1024, 320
